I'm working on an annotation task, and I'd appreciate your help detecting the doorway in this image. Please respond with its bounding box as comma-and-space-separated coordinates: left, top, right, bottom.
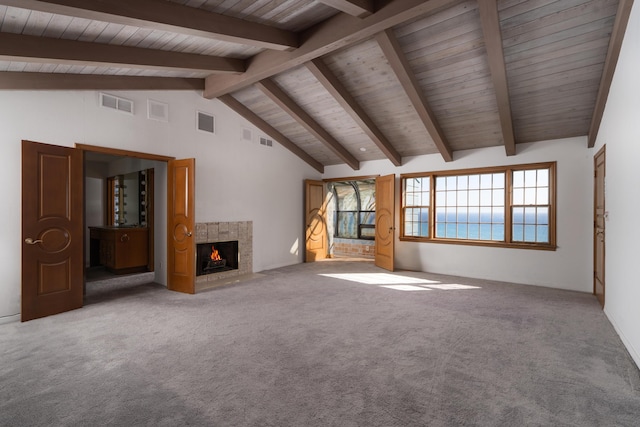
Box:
84, 150, 164, 288
594, 145, 606, 308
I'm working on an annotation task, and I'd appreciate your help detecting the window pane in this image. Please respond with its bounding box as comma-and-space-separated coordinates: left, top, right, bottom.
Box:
457, 190, 468, 206
480, 174, 493, 189
337, 212, 357, 238
480, 224, 492, 240
446, 207, 457, 222
493, 189, 505, 206
537, 207, 549, 225
446, 176, 457, 190
436, 207, 446, 222
480, 190, 492, 206
525, 207, 536, 224
457, 223, 468, 238
446, 190, 456, 206
446, 223, 457, 238
436, 176, 446, 191
468, 208, 480, 223
538, 169, 549, 187
513, 188, 524, 205
524, 225, 536, 242
468, 223, 480, 239
436, 223, 445, 237
492, 207, 504, 223
513, 207, 524, 224
457, 207, 468, 223
537, 225, 549, 243
537, 187, 549, 204
436, 190, 445, 206
469, 190, 480, 206
513, 224, 524, 241
492, 224, 504, 241
524, 188, 536, 204
513, 170, 524, 187
480, 207, 492, 223
458, 175, 468, 189
360, 211, 375, 225
525, 170, 537, 187
468, 175, 480, 189
493, 173, 505, 188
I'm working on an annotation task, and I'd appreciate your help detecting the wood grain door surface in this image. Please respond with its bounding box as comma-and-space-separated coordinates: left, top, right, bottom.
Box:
21, 140, 84, 321
594, 146, 606, 308
167, 158, 195, 294
305, 180, 327, 262
375, 174, 395, 271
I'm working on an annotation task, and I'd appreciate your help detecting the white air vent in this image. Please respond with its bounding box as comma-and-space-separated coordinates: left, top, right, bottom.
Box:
260, 137, 273, 147
197, 111, 215, 133
242, 128, 253, 142
147, 99, 169, 122
100, 93, 133, 115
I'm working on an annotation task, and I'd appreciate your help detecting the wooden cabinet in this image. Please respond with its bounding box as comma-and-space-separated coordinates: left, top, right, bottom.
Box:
89, 227, 149, 274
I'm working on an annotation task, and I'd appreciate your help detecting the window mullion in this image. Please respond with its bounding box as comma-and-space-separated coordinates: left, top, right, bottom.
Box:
430, 174, 435, 240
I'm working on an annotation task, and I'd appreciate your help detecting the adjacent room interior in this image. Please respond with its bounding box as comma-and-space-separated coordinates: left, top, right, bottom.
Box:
1, 0, 639, 425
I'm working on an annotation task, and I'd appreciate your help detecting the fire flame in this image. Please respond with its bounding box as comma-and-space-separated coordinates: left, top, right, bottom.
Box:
210, 246, 221, 261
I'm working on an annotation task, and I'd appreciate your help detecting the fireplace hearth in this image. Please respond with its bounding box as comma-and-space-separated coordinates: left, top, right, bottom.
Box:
196, 241, 238, 276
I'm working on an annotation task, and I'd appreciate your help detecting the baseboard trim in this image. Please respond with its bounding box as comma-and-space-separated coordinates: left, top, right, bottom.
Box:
604, 307, 640, 371
0, 313, 20, 325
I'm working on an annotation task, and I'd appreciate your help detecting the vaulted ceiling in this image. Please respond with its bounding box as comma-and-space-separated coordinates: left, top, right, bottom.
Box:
0, 0, 633, 173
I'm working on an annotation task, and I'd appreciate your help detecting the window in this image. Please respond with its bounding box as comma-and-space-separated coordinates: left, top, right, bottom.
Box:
401, 163, 555, 249
330, 180, 376, 240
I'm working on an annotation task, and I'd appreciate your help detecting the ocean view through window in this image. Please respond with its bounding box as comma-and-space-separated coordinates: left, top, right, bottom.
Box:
401, 162, 556, 250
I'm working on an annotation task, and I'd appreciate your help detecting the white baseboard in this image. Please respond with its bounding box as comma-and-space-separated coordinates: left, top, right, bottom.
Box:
0, 313, 20, 325
604, 307, 640, 371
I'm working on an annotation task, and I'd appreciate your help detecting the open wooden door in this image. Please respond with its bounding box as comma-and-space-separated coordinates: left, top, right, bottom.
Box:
22, 140, 84, 321
167, 158, 195, 294
594, 146, 606, 308
375, 174, 395, 271
305, 180, 327, 262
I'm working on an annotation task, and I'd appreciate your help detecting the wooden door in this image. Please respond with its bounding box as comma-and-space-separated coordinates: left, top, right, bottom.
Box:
594, 146, 606, 308
168, 158, 195, 294
305, 180, 327, 262
22, 140, 84, 321
375, 174, 395, 271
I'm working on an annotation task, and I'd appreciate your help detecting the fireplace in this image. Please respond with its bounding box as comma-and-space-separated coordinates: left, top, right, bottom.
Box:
196, 241, 239, 276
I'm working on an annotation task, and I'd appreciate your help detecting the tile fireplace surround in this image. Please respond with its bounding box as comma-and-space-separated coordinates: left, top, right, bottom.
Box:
195, 221, 253, 284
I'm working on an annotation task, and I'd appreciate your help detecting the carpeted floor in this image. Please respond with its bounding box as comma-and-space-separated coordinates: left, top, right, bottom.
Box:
1, 261, 639, 426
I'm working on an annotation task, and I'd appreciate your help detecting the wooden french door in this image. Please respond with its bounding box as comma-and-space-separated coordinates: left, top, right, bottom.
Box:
375, 174, 395, 271
167, 158, 196, 293
305, 180, 327, 261
594, 146, 606, 308
22, 140, 84, 321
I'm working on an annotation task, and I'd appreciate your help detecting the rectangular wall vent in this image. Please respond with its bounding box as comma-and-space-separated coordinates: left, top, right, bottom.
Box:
100, 93, 133, 115
197, 111, 215, 133
260, 137, 273, 147
242, 128, 253, 142
148, 99, 169, 122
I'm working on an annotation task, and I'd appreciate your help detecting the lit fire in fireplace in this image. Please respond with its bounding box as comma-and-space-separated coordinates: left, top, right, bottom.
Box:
210, 245, 222, 261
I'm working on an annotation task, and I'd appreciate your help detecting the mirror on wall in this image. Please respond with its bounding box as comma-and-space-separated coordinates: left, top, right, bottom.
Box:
107, 169, 152, 227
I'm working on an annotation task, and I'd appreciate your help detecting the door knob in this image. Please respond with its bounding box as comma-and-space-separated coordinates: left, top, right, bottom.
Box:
185, 231, 193, 237
25, 237, 43, 245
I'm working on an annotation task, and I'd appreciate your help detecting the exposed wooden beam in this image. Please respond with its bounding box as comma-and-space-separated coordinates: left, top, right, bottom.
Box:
256, 79, 360, 170
588, 0, 634, 148
317, 0, 374, 18
218, 95, 324, 173
375, 29, 453, 162
0, 0, 298, 51
204, 0, 464, 98
0, 72, 204, 90
0, 33, 245, 75
478, 0, 516, 156
306, 58, 402, 166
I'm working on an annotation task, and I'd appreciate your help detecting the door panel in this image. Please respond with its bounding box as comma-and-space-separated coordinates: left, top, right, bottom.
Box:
594, 146, 606, 308
22, 140, 83, 321
305, 180, 327, 262
375, 174, 395, 271
168, 159, 195, 294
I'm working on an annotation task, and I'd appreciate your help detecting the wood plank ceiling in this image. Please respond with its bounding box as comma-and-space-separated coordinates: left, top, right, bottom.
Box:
0, 0, 633, 172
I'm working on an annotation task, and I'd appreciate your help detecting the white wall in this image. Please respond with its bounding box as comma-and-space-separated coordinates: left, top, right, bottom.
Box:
591, 1, 640, 368
0, 89, 321, 322
323, 137, 594, 292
